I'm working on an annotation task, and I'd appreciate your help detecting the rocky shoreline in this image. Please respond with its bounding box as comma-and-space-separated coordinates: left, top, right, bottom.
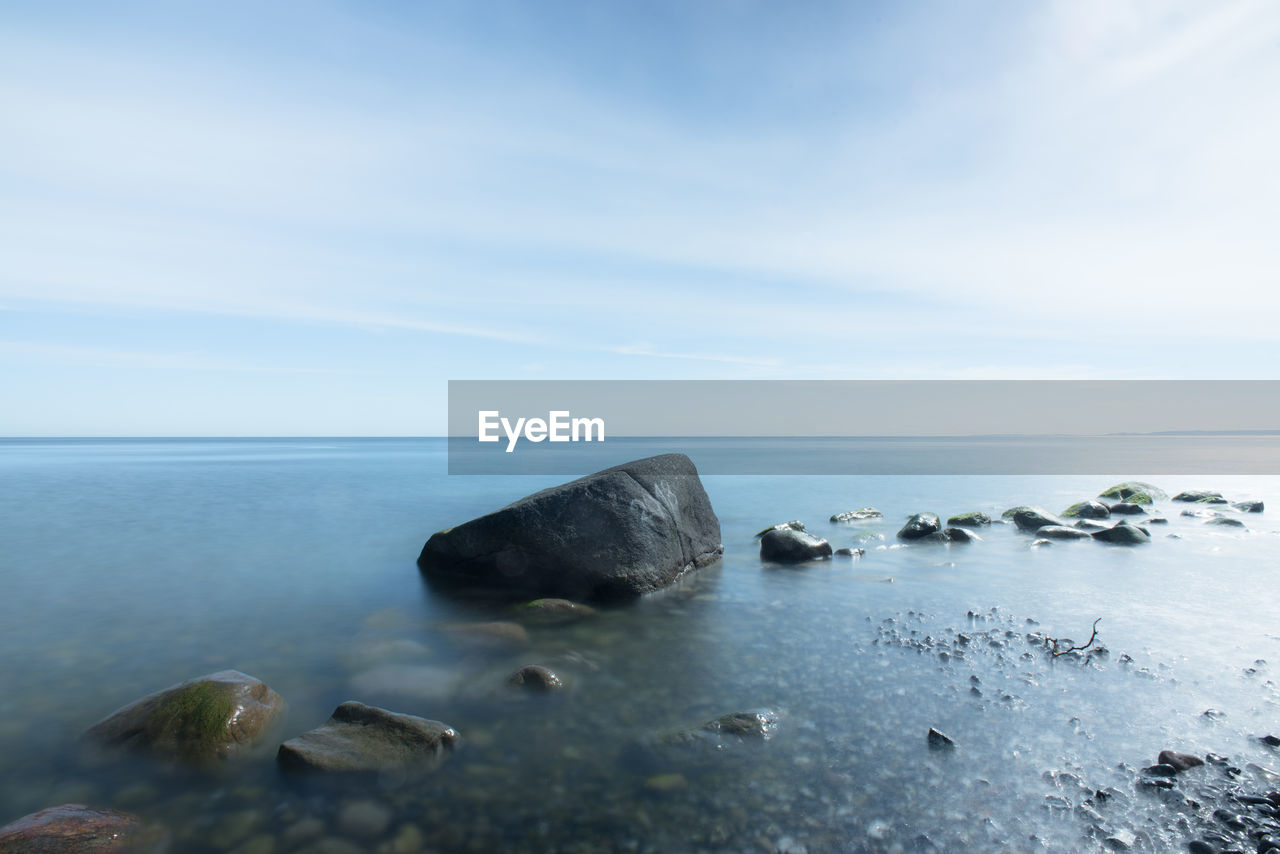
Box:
2, 458, 1271, 853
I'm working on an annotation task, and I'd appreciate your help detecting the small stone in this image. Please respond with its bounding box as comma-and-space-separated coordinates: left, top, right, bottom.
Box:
337, 800, 392, 839
1143, 764, 1178, 777
507, 665, 563, 692
644, 773, 687, 792
1108, 502, 1147, 515
830, 508, 882, 522
833, 547, 865, 558
1158, 750, 1205, 771
1261, 735, 1280, 747
927, 728, 955, 749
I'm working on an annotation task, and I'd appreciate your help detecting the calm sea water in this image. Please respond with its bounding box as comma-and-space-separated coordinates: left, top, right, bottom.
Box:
2, 438, 1279, 853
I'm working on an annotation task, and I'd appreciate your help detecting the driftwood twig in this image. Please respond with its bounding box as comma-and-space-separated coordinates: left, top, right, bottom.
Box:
1050, 618, 1101, 657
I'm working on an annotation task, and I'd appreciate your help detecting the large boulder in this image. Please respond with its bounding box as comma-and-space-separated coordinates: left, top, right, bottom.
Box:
418, 454, 722, 601
0, 804, 164, 854
83, 670, 285, 763
277, 702, 457, 774
760, 528, 832, 562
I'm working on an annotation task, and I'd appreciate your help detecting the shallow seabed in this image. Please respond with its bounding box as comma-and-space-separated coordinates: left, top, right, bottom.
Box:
2, 439, 1279, 853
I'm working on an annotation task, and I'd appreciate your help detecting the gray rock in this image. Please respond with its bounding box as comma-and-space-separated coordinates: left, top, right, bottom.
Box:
833, 547, 865, 558
829, 508, 882, 522
1035, 525, 1092, 540
944, 527, 980, 543
83, 670, 286, 763
1173, 490, 1228, 504
1157, 750, 1204, 771
897, 513, 942, 540
946, 511, 990, 528
418, 454, 722, 601
1104, 829, 1136, 850
1072, 520, 1109, 531
507, 665, 563, 692
1091, 520, 1150, 545
1009, 507, 1068, 533
1207, 516, 1246, 528
755, 520, 805, 538
277, 702, 457, 774
1108, 502, 1147, 515
508, 598, 596, 626
760, 527, 832, 562
660, 709, 781, 747
1062, 500, 1111, 519
1233, 500, 1264, 513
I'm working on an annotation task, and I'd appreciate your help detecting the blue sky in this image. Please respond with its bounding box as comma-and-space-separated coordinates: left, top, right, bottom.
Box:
3, 0, 1278, 435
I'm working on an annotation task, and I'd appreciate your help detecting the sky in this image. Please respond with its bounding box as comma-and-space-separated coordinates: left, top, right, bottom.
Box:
2, 0, 1278, 435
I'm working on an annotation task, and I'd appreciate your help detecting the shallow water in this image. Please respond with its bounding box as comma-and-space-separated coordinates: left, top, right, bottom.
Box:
2, 439, 1279, 853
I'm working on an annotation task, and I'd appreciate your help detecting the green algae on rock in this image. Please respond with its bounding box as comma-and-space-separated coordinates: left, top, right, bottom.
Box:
83, 670, 285, 763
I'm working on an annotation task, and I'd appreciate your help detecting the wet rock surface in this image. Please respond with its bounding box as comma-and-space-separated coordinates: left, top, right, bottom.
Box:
946, 511, 991, 528
760, 527, 833, 562
418, 453, 723, 601
1008, 506, 1069, 532
1107, 501, 1147, 515
829, 508, 881, 522
1091, 520, 1151, 545
507, 665, 563, 692
82, 670, 285, 763
0, 804, 160, 853
1173, 490, 1229, 504
897, 513, 941, 540
1035, 525, 1093, 540
1099, 482, 1167, 503
509, 598, 597, 626
277, 702, 457, 775
1063, 500, 1111, 519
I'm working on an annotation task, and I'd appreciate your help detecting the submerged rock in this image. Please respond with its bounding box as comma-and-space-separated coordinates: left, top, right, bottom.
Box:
897, 513, 942, 540
662, 709, 781, 747
0, 804, 162, 854
1098, 482, 1166, 503
442, 621, 530, 651
1091, 520, 1150, 545
760, 528, 832, 562
418, 454, 722, 601
506, 665, 563, 692
508, 598, 596, 626
830, 508, 882, 522
1173, 490, 1228, 504
946, 511, 990, 528
277, 702, 457, 774
1072, 520, 1109, 532
1062, 500, 1111, 519
1207, 516, 1246, 528
1233, 500, 1264, 513
1107, 502, 1146, 516
83, 670, 285, 763
755, 521, 805, 538
1009, 507, 1068, 533
833, 547, 865, 558
1035, 525, 1092, 540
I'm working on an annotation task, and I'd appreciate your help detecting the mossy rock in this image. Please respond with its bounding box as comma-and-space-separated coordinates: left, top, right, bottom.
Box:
83, 670, 286, 763
1172, 490, 1228, 504
1061, 501, 1110, 519
946, 511, 990, 528
1098, 482, 1166, 503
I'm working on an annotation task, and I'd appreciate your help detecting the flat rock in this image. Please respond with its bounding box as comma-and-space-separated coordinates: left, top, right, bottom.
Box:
1107, 502, 1146, 515
1207, 516, 1246, 528
830, 508, 882, 522
1092, 521, 1150, 545
418, 454, 722, 601
1233, 500, 1264, 513
1062, 500, 1111, 519
897, 513, 941, 540
1009, 507, 1068, 533
1035, 525, 1092, 540
833, 547, 865, 557
0, 804, 160, 854
760, 527, 832, 562
1173, 490, 1228, 504
441, 621, 529, 651
83, 670, 285, 763
508, 598, 596, 626
946, 511, 990, 528
1072, 520, 1108, 531
277, 702, 457, 774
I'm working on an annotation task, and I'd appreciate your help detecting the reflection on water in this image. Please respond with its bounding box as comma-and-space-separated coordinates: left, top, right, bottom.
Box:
1, 440, 1279, 852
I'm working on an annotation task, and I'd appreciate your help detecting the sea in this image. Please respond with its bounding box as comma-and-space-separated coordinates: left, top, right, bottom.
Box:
1, 437, 1279, 853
